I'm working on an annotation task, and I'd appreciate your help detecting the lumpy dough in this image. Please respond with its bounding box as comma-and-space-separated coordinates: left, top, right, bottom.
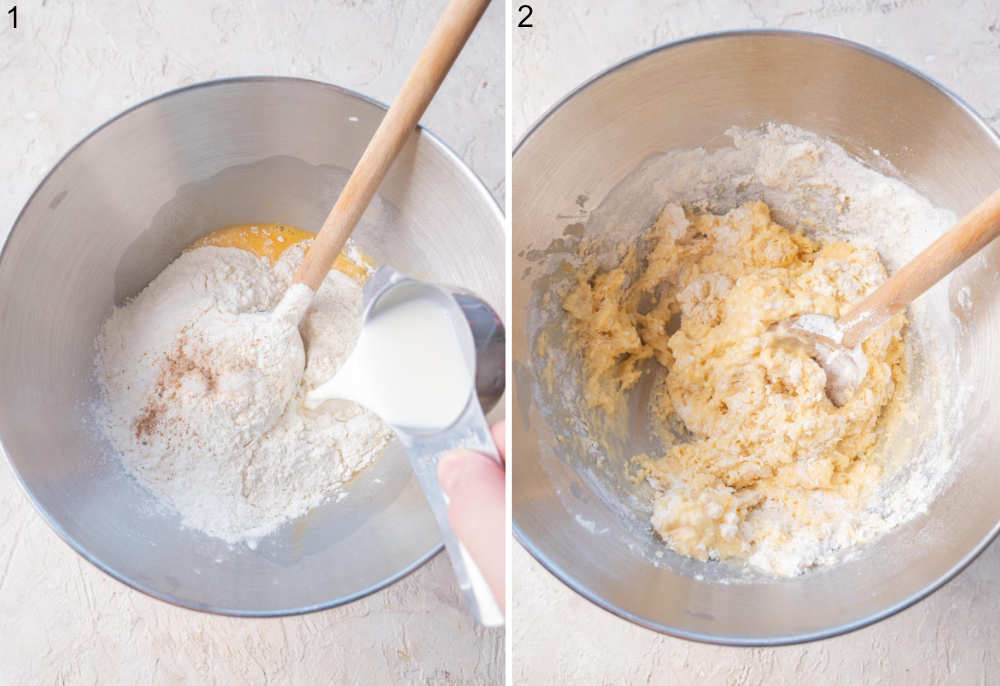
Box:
563, 201, 907, 575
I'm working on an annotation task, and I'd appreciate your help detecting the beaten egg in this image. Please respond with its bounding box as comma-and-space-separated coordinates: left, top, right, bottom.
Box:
190, 223, 375, 284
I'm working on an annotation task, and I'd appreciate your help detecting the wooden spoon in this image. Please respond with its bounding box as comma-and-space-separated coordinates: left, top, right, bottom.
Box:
294, 0, 491, 292
219, 0, 490, 426
772, 186, 1000, 406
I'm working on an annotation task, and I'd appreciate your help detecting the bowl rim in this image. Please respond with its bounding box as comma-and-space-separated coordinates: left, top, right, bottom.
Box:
0, 75, 504, 618
512, 28, 1000, 646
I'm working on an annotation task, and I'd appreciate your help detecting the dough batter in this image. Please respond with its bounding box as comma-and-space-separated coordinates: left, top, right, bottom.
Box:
563, 200, 907, 575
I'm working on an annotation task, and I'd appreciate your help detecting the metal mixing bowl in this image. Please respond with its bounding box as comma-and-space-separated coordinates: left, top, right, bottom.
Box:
0, 77, 504, 615
512, 31, 1000, 645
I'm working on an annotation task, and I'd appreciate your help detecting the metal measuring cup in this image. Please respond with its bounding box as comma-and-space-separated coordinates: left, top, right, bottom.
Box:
354, 266, 505, 626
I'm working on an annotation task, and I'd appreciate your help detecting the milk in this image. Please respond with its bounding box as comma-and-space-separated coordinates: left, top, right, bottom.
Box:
305, 293, 474, 430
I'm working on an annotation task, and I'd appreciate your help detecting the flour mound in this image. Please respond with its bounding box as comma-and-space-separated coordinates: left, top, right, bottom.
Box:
97, 243, 392, 544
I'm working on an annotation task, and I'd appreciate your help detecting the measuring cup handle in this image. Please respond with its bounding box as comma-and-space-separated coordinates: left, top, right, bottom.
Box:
455, 412, 503, 466
398, 396, 504, 627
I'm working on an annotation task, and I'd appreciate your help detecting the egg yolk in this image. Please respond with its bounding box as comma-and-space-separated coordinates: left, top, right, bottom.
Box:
190, 223, 375, 285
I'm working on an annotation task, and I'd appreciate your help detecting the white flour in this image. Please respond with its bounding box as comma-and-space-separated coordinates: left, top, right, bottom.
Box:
97, 242, 393, 545
532, 123, 966, 577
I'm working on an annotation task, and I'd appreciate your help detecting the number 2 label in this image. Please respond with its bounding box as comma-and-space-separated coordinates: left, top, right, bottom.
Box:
517, 4, 532, 28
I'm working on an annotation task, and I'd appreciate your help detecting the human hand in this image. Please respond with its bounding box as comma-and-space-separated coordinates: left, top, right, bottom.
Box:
437, 420, 505, 613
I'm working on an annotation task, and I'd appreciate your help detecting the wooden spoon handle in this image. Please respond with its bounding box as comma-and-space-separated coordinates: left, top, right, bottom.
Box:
293, 0, 491, 290
838, 186, 1000, 348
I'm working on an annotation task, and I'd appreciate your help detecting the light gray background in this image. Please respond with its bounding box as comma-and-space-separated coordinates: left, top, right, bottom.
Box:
0, 2, 503, 684
513, 1, 1000, 684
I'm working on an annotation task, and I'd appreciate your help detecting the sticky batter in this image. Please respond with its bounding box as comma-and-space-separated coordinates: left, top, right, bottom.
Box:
563, 200, 907, 574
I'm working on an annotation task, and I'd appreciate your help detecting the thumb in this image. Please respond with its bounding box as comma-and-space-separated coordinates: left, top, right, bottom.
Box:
438, 450, 505, 613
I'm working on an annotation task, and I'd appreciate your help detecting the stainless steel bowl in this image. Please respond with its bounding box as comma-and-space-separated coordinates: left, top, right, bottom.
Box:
0, 77, 504, 615
512, 31, 1000, 645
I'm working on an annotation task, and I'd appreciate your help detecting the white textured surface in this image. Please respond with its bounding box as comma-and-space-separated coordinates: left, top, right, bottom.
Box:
0, 2, 503, 684
513, 0, 1000, 683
